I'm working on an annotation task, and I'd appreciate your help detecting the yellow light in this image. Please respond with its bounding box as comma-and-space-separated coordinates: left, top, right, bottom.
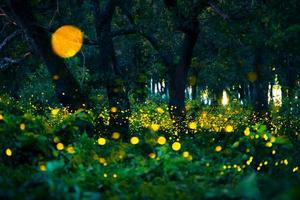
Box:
113, 173, 118, 178
182, 151, 189, 158
53, 75, 60, 80
40, 164, 47, 171
221, 90, 229, 106
225, 125, 234, 133
98, 137, 106, 145
5, 148, 12, 157
111, 132, 120, 140
103, 173, 108, 178
263, 134, 268, 141
284, 159, 288, 165
244, 127, 250, 136
56, 143, 64, 150
150, 124, 160, 132
110, 107, 118, 113
293, 166, 299, 173
156, 107, 164, 114
215, 145, 222, 152
130, 136, 139, 145
51, 25, 83, 58
265, 142, 272, 148
188, 122, 197, 130
66, 146, 75, 154
19, 123, 26, 130
0, 114, 3, 120
172, 142, 181, 151
149, 153, 156, 159
272, 150, 276, 155
51, 108, 60, 116
157, 136, 166, 145
99, 157, 106, 164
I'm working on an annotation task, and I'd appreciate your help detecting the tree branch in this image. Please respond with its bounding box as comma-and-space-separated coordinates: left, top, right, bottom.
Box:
0, 51, 31, 71
0, 30, 22, 52
208, 0, 230, 21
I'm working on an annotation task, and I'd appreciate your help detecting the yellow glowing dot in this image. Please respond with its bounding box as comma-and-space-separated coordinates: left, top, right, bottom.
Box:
263, 134, 268, 141
5, 148, 12, 157
182, 151, 189, 158
111, 132, 120, 140
244, 127, 250, 136
53, 75, 60, 80
255, 134, 259, 139
98, 137, 106, 145
110, 107, 118, 113
293, 166, 299, 173
149, 153, 156, 159
99, 157, 106, 164
157, 136, 166, 145
51, 108, 60, 116
19, 123, 26, 130
113, 174, 118, 178
188, 122, 197, 130
264, 161, 268, 165
272, 150, 276, 155
40, 164, 47, 171
150, 124, 160, 132
56, 143, 64, 150
257, 166, 261, 171
215, 145, 222, 152
284, 159, 288, 165
156, 107, 164, 114
103, 173, 108, 178
172, 142, 181, 151
66, 146, 75, 154
225, 125, 234, 133
265, 142, 272, 148
51, 25, 83, 58
130, 136, 139, 145
0, 114, 3, 120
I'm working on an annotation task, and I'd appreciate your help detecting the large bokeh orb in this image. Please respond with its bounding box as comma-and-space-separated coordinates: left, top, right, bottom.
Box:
51, 25, 83, 58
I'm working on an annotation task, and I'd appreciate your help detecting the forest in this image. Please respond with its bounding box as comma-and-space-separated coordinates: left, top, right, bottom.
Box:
0, 0, 300, 199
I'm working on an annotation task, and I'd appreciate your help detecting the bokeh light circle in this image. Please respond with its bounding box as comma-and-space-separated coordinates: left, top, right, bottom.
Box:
51, 25, 83, 58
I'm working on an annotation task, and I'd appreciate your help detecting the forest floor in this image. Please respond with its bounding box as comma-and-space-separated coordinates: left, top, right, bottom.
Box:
0, 96, 300, 199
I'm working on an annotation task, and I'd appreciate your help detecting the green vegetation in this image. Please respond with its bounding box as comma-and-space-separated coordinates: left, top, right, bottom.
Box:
1, 0, 300, 199
1, 97, 299, 199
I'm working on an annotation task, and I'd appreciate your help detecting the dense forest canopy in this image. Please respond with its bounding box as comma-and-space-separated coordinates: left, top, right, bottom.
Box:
0, 0, 300, 199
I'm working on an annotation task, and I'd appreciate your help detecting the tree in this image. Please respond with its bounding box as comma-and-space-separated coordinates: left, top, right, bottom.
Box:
7, 0, 87, 110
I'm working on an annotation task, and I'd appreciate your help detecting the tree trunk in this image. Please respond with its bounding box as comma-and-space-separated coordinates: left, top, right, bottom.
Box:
168, 29, 198, 133
252, 49, 269, 119
92, 0, 130, 140
8, 0, 87, 110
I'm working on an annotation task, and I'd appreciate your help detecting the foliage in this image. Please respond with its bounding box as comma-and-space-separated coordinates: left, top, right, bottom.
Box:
1, 97, 299, 199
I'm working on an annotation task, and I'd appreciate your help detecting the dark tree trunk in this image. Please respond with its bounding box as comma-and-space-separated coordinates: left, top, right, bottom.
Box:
92, 0, 130, 140
252, 49, 269, 119
168, 29, 198, 132
8, 0, 87, 110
